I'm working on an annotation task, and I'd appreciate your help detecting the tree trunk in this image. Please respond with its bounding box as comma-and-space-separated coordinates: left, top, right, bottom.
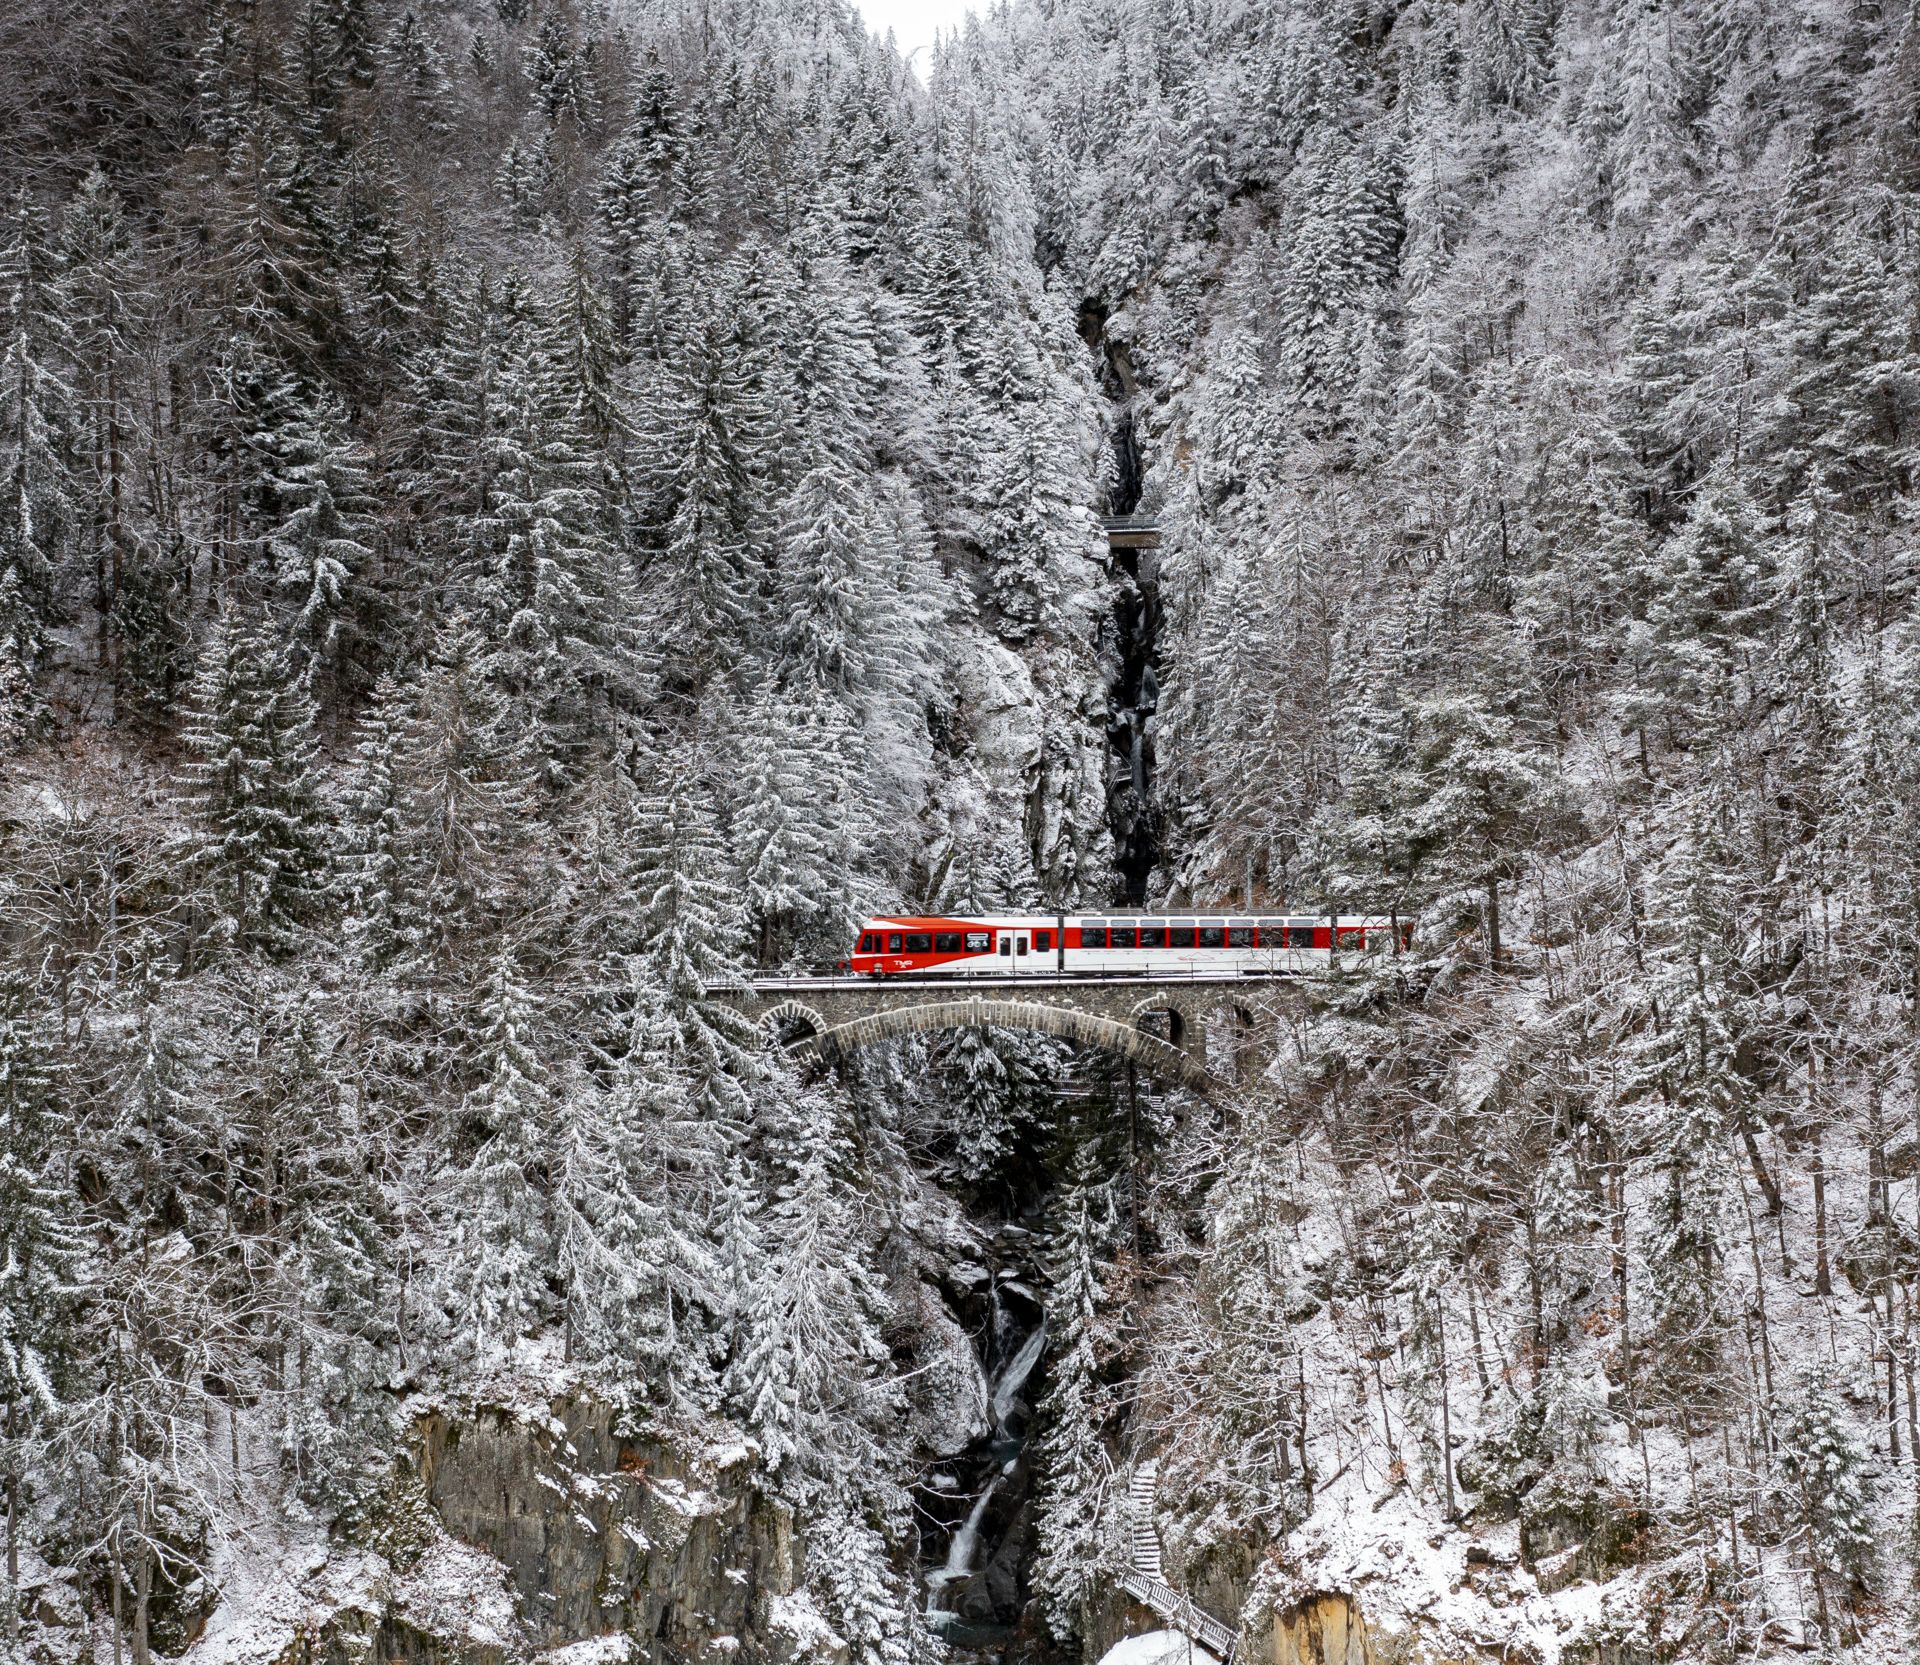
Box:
1485, 876, 1501, 968
1722, 1423, 1740, 1575
133, 1504, 151, 1665
1523, 1210, 1545, 1384
1736, 1113, 1781, 1215
1806, 1514, 1833, 1649
1435, 1298, 1457, 1520
1812, 1118, 1832, 1298
1611, 1148, 1632, 1390
1741, 1178, 1777, 1414
1464, 1277, 1493, 1396
4, 1400, 17, 1644
110, 1536, 124, 1665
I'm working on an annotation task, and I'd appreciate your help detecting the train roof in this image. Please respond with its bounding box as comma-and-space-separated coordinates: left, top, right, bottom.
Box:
861, 910, 1397, 922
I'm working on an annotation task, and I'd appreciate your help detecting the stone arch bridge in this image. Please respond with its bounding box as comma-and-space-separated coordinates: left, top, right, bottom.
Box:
713, 975, 1310, 1094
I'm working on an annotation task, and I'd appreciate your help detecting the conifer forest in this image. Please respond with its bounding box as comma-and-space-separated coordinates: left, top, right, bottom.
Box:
5, 0, 1920, 1659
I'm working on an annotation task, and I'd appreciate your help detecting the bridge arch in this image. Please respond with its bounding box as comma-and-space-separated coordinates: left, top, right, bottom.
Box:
790, 997, 1217, 1094
758, 999, 828, 1045
1127, 991, 1191, 1053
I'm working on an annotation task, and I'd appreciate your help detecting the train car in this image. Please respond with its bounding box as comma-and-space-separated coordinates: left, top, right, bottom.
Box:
845, 913, 1408, 977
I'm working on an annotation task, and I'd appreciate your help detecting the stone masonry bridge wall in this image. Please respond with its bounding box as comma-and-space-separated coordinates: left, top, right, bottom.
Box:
715, 977, 1313, 1094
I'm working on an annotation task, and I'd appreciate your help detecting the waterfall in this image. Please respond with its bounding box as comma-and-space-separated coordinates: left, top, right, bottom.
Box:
927, 1478, 1001, 1595
990, 1324, 1047, 1435
924, 1296, 1047, 1644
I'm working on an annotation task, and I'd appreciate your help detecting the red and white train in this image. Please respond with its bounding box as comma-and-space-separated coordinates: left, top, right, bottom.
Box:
845, 913, 1408, 977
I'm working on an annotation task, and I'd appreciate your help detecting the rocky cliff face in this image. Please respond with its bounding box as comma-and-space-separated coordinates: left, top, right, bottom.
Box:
404, 1399, 800, 1661
171, 1390, 837, 1665
1270, 1593, 1375, 1665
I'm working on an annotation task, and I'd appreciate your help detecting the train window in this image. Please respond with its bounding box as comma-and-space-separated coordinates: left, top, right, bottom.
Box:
1289, 926, 1318, 949
888, 933, 903, 953
1199, 925, 1225, 948
1035, 931, 1052, 951
858, 933, 876, 953
1168, 925, 1196, 948
1110, 926, 1137, 948
1140, 926, 1166, 948
1228, 926, 1253, 948
1081, 926, 1107, 949
999, 937, 1013, 956
905, 932, 931, 952
966, 931, 991, 952
1337, 927, 1364, 948
1258, 920, 1288, 948
935, 931, 962, 953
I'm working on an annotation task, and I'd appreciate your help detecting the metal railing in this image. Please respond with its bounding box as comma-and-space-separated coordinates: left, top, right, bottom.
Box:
1115, 1568, 1238, 1659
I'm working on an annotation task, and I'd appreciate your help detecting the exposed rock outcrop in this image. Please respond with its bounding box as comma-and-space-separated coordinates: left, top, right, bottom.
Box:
178, 1392, 837, 1665
1272, 1592, 1373, 1665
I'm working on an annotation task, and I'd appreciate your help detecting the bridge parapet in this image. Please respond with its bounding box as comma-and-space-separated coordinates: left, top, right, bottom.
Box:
1100, 512, 1161, 549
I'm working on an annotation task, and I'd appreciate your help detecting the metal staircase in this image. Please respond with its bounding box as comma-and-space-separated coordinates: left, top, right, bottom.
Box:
1115, 1461, 1238, 1660
1128, 1460, 1166, 1580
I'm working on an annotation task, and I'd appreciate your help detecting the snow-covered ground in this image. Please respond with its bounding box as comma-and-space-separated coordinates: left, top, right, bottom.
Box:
1095, 1630, 1221, 1665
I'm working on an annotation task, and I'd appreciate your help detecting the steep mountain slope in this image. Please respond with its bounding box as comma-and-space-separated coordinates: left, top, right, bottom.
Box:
939, 0, 1920, 1658
5, 0, 1920, 1662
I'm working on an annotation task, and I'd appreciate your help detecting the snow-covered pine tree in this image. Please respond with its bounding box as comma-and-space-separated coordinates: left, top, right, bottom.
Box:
630, 762, 762, 1129
1627, 798, 1749, 1415
398, 266, 507, 588
731, 681, 831, 967
635, 292, 775, 699
392, 613, 538, 974
1182, 1096, 1311, 1532
439, 948, 554, 1357
0, 976, 77, 1621
175, 604, 330, 954
57, 168, 154, 712
524, 14, 598, 133
1030, 1136, 1116, 1640
805, 1504, 927, 1665
460, 288, 640, 783
1616, 462, 1774, 749
338, 671, 415, 970
935, 1021, 1055, 1195
0, 195, 75, 740
1400, 690, 1579, 966
267, 388, 375, 691
776, 447, 875, 698
977, 378, 1098, 645
559, 984, 724, 1410
1774, 1365, 1877, 1637
381, 9, 453, 134
726, 1073, 894, 1489
1398, 1195, 1463, 1515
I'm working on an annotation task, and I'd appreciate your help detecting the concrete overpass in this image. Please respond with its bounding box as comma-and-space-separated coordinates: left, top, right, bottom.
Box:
713, 973, 1308, 1094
